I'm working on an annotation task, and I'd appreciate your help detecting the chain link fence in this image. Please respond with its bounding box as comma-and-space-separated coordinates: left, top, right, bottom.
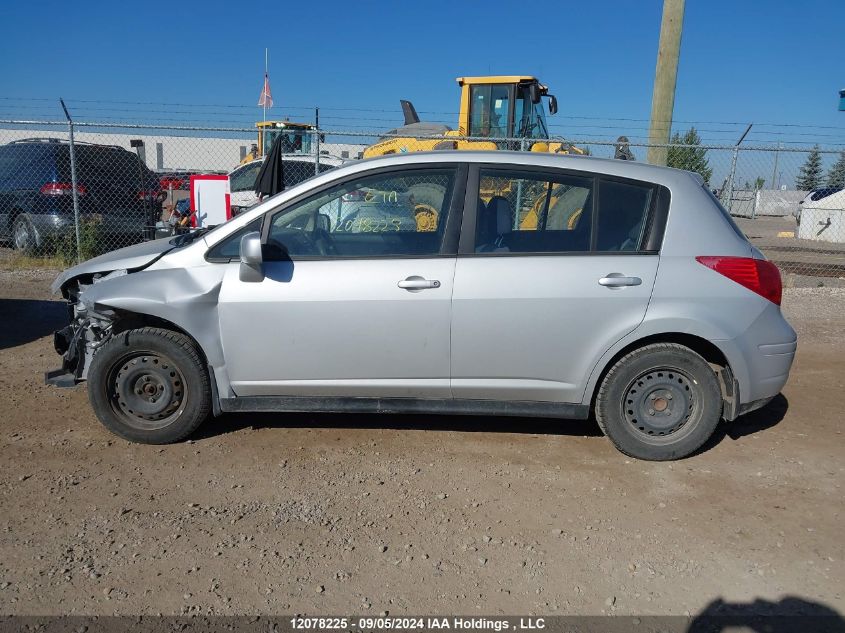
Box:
1, 119, 844, 283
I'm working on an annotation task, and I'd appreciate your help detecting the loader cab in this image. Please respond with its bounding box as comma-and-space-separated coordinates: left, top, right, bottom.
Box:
257, 121, 315, 158
459, 76, 556, 141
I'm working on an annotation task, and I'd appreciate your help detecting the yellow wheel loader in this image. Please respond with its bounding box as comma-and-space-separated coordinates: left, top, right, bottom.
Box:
363, 76, 585, 230
363, 76, 584, 158
240, 120, 319, 165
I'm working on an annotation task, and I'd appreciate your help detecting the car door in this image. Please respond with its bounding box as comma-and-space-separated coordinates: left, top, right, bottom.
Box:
216, 163, 466, 399
450, 164, 665, 404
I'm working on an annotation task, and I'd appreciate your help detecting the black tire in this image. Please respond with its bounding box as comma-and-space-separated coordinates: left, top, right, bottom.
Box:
595, 343, 722, 461
12, 216, 39, 254
87, 327, 211, 444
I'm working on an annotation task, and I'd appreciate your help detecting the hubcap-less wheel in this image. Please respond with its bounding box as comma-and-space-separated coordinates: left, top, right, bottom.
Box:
109, 353, 186, 430
623, 368, 695, 437
13, 220, 32, 250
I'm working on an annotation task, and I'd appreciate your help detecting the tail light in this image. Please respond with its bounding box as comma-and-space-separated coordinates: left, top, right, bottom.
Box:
696, 256, 782, 305
40, 182, 86, 196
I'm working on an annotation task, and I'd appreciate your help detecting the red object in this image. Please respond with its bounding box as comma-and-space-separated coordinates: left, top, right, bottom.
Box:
188, 174, 231, 228
159, 176, 185, 190
40, 182, 86, 196
696, 256, 782, 306
137, 189, 160, 201
257, 72, 273, 108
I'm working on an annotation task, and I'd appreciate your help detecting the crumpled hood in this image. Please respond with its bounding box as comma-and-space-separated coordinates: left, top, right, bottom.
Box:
51, 238, 176, 294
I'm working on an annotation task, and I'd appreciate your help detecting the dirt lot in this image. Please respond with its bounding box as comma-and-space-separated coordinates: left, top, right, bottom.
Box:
0, 268, 842, 618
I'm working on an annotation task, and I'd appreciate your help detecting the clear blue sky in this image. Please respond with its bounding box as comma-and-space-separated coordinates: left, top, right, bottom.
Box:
1, 0, 843, 148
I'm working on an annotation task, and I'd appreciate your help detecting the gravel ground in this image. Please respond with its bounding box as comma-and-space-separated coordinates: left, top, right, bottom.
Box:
0, 270, 842, 617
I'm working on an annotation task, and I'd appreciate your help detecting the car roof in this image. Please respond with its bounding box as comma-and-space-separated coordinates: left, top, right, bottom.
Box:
6, 138, 127, 152
346, 150, 701, 190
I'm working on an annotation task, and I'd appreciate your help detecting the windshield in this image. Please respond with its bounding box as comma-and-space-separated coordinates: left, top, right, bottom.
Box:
514, 85, 549, 140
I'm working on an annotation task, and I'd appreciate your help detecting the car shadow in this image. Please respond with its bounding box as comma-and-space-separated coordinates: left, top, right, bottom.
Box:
193, 409, 604, 442
0, 298, 66, 350
686, 596, 844, 633
194, 393, 789, 454
694, 393, 789, 456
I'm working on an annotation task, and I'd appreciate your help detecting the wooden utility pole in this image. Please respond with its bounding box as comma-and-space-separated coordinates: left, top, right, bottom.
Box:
647, 0, 686, 166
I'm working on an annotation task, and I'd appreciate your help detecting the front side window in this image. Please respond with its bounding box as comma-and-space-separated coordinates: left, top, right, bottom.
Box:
469, 84, 510, 138
475, 169, 593, 253
267, 168, 456, 258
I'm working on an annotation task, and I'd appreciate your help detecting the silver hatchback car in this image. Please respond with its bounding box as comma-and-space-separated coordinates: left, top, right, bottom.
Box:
47, 151, 796, 460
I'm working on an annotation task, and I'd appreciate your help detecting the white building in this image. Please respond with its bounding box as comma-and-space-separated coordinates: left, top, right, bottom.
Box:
0, 127, 366, 173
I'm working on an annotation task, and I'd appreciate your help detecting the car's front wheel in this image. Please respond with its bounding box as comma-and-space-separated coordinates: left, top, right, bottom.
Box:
88, 327, 211, 444
595, 343, 722, 461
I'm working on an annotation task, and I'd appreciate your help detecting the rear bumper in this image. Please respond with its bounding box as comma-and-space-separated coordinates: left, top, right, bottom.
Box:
726, 303, 797, 406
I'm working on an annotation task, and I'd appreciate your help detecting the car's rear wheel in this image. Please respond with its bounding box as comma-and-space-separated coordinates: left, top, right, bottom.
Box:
88, 327, 211, 444
595, 343, 722, 461
13, 216, 38, 254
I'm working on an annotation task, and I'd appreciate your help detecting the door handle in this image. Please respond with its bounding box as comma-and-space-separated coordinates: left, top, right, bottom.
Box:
398, 277, 441, 290
599, 273, 642, 288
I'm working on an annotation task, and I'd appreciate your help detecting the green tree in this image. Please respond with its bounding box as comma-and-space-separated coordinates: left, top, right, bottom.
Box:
666, 127, 712, 184
754, 177, 765, 190
826, 150, 845, 188
796, 145, 823, 191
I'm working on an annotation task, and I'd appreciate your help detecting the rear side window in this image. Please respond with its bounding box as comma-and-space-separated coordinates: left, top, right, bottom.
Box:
471, 168, 665, 254
595, 179, 653, 252
474, 168, 594, 253
58, 146, 154, 184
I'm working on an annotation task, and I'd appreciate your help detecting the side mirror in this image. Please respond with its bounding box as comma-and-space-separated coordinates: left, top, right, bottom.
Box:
529, 83, 541, 104
547, 94, 558, 115
239, 231, 264, 282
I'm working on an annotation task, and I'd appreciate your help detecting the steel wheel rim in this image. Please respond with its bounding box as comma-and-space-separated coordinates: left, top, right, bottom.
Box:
107, 352, 187, 430
13, 221, 30, 250
622, 367, 696, 439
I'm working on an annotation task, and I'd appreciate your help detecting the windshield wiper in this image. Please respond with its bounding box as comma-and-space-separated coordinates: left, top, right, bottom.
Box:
170, 228, 210, 247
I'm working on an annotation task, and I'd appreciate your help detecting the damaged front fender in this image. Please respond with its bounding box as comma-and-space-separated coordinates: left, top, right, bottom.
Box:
45, 265, 231, 398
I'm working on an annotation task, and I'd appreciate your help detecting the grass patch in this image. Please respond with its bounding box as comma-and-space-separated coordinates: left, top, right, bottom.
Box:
0, 252, 65, 271
51, 220, 107, 265
1, 220, 107, 270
